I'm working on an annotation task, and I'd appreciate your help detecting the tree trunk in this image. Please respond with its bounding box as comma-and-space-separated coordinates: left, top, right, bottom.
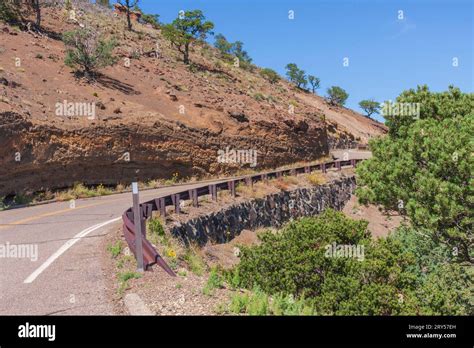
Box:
32, 0, 40, 27
126, 10, 132, 31
184, 44, 190, 64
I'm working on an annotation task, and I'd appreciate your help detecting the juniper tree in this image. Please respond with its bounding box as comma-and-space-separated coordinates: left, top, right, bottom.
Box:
162, 10, 214, 65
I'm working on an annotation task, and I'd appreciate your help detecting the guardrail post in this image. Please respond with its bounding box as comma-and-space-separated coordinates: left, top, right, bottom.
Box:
321, 163, 326, 173
228, 180, 236, 197
276, 171, 282, 178
245, 177, 253, 187
209, 184, 217, 201
189, 189, 198, 207
290, 169, 296, 176
351, 159, 356, 167
171, 193, 181, 214
262, 173, 268, 183
155, 197, 166, 217
337, 161, 342, 171
304, 166, 310, 174
132, 182, 144, 272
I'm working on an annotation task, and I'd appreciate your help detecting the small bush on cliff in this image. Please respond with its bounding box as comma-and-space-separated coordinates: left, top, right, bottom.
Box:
326, 86, 349, 106
260, 68, 280, 84
0, 1, 21, 24
63, 28, 118, 79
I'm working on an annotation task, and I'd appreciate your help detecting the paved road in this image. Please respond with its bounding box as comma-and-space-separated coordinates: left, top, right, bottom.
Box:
0, 180, 231, 315
0, 150, 370, 315
331, 149, 372, 160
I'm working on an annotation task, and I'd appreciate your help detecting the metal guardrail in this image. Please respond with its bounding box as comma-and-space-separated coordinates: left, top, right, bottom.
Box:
121, 158, 361, 275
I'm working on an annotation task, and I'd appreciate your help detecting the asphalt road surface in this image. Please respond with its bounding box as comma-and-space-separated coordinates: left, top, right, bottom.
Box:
0, 150, 370, 315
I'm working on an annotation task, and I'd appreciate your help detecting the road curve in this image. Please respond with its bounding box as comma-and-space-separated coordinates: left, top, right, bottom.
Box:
0, 150, 370, 315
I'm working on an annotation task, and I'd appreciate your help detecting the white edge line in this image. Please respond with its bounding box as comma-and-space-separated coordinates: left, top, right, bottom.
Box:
23, 217, 121, 284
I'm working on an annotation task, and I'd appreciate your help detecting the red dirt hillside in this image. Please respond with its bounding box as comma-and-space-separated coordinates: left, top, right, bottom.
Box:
0, 2, 386, 196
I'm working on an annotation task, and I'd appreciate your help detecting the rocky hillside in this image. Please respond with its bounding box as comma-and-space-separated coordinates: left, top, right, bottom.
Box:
0, 2, 386, 196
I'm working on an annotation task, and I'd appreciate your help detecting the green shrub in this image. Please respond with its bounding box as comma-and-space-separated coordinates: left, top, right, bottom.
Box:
203, 267, 223, 296
228, 288, 315, 315
253, 93, 265, 102
63, 28, 117, 79
148, 218, 165, 238
184, 249, 206, 276
14, 194, 32, 205
232, 209, 471, 315
107, 240, 122, 258
118, 271, 141, 283
0, 1, 21, 24
141, 14, 160, 28
260, 68, 280, 84
235, 209, 370, 297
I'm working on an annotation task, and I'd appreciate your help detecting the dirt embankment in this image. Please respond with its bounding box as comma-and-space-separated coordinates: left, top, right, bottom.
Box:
0, 111, 327, 195
0, 5, 386, 196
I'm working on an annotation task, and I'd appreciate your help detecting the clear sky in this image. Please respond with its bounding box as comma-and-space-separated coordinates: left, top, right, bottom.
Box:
136, 0, 473, 122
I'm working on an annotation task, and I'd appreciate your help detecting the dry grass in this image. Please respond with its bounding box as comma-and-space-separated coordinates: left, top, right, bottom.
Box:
306, 172, 327, 186
236, 182, 270, 199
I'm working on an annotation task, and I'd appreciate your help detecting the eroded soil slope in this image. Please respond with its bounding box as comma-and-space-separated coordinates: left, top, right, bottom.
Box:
0, 4, 385, 195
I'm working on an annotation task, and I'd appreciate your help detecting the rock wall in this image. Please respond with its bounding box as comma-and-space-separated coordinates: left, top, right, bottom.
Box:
170, 176, 356, 246
0, 111, 329, 196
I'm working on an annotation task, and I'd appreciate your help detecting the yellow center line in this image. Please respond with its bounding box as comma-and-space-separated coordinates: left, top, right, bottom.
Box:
0, 202, 106, 230
0, 183, 207, 230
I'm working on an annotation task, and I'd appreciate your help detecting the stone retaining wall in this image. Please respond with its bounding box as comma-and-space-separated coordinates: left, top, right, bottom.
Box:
170, 176, 356, 246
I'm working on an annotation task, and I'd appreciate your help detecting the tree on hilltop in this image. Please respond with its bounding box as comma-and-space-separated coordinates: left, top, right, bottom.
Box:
162, 10, 214, 65
285, 63, 307, 89
326, 86, 348, 106
359, 99, 380, 118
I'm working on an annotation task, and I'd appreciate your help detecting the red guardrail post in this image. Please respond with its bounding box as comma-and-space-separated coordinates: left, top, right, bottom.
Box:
228, 180, 236, 197
209, 184, 217, 201
189, 189, 198, 207
155, 197, 166, 217
245, 177, 253, 187
171, 193, 181, 214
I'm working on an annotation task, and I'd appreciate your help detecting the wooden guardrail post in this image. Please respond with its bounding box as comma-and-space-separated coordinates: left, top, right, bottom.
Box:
245, 177, 253, 187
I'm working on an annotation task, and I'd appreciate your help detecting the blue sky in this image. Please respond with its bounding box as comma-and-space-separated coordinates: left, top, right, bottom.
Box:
136, 0, 473, 122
